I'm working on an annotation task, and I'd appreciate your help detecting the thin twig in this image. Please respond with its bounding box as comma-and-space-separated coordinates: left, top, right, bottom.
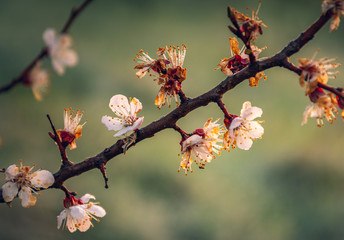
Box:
318, 82, 344, 100
172, 124, 188, 140
227, 6, 256, 63
47, 114, 72, 166
216, 98, 231, 119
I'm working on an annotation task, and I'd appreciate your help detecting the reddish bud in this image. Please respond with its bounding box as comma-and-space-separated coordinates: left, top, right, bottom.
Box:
63, 195, 83, 208
59, 130, 76, 146
192, 128, 205, 138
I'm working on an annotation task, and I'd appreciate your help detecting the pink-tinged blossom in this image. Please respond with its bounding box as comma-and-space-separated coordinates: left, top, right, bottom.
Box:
2, 161, 54, 208
57, 194, 106, 233
179, 118, 223, 175
57, 108, 86, 150
43, 28, 78, 75
102, 94, 144, 137
223, 101, 264, 150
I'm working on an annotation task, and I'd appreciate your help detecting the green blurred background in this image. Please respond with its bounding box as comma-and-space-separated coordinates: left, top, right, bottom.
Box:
1, 0, 344, 239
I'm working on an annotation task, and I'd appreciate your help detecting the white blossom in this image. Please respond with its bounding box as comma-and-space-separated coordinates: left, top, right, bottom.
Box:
179, 118, 222, 175
43, 28, 78, 75
102, 94, 144, 137
2, 161, 54, 208
57, 194, 106, 233
224, 101, 264, 150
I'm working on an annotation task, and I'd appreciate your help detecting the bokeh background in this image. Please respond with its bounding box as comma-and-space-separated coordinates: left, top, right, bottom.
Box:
1, 0, 344, 239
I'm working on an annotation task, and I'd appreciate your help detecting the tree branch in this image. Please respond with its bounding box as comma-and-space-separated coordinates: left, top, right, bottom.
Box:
0, 6, 335, 203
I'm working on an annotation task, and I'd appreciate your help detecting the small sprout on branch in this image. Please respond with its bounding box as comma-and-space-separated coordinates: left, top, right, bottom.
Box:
43, 28, 78, 75
57, 193, 106, 232
97, 164, 109, 189
223, 101, 264, 151
2, 160, 54, 208
121, 132, 137, 155
101, 94, 144, 137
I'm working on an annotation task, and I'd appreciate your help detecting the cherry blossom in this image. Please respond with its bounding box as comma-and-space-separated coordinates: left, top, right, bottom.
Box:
179, 118, 222, 175
43, 28, 78, 75
102, 94, 144, 137
2, 161, 54, 208
223, 101, 264, 150
57, 194, 106, 232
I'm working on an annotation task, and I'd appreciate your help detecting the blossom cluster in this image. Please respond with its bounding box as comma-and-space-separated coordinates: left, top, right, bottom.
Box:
134, 44, 187, 108
298, 52, 343, 126
2, 161, 54, 208
179, 101, 264, 175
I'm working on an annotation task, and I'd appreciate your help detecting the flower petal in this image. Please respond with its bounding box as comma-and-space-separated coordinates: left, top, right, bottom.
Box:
113, 126, 134, 137
77, 218, 91, 232
243, 121, 264, 139
240, 101, 252, 116
182, 134, 203, 152
4, 164, 19, 180
59, 49, 78, 67
52, 59, 65, 75
241, 106, 263, 121
57, 209, 67, 229
101, 115, 124, 131
235, 131, 253, 150
18, 187, 37, 208
109, 94, 130, 118
130, 97, 142, 115
70, 205, 88, 219
30, 170, 55, 188
229, 117, 243, 129
80, 193, 96, 204
87, 204, 106, 218
43, 28, 56, 47
2, 182, 18, 202
131, 117, 144, 131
